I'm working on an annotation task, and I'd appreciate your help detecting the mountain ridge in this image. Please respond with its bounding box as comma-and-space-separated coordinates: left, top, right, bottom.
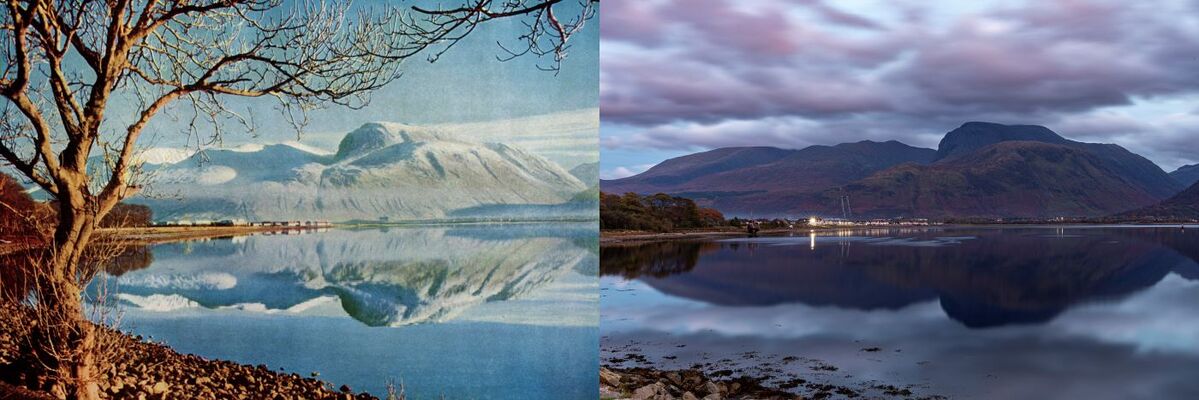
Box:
135, 122, 589, 221
603, 122, 1182, 218
602, 141, 936, 196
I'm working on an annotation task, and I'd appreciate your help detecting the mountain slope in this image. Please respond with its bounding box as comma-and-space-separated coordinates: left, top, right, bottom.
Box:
602, 146, 791, 194
602, 141, 935, 197
776, 141, 1164, 218
936, 122, 1180, 198
1120, 181, 1199, 219
1172, 164, 1199, 187
136, 123, 587, 221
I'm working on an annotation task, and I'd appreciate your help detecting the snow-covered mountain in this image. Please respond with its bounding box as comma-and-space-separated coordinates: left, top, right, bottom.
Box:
136, 122, 589, 221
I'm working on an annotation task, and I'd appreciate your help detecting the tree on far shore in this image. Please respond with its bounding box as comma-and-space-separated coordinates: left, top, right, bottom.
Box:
0, 1, 595, 399
600, 192, 727, 232
0, 171, 45, 238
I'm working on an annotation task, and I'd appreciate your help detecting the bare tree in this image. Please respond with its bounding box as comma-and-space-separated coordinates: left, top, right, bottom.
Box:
0, 1, 595, 399
404, 0, 598, 72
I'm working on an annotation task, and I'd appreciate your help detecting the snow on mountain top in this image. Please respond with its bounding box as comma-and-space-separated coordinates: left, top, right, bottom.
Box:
280, 140, 334, 156
138, 141, 333, 166
137, 147, 195, 165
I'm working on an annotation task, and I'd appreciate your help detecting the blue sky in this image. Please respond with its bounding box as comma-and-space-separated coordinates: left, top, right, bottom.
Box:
120, 0, 598, 159
599, 0, 1199, 179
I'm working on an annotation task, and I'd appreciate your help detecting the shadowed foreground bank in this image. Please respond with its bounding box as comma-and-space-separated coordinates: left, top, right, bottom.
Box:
0, 303, 380, 400
600, 367, 794, 400
600, 367, 938, 400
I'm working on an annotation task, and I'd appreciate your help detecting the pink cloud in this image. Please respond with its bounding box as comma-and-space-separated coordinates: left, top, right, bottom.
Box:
599, 0, 1199, 168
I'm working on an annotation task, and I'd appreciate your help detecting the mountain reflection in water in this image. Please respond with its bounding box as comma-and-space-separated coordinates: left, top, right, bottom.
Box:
98, 224, 596, 327
600, 226, 1199, 400
78, 223, 598, 399
602, 227, 1199, 328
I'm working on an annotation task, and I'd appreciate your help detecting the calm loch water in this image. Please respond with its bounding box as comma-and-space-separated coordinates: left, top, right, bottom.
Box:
91, 223, 599, 399
601, 226, 1199, 400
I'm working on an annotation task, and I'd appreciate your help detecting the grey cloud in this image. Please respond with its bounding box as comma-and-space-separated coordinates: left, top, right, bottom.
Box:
599, 0, 1199, 168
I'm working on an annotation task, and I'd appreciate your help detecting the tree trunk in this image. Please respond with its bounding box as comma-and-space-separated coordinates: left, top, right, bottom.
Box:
35, 202, 102, 400
41, 282, 99, 400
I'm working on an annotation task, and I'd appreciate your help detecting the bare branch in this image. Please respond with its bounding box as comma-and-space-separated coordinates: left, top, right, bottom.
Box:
405, 0, 598, 72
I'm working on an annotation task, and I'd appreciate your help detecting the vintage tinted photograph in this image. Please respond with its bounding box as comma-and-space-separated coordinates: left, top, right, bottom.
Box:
1, 1, 598, 399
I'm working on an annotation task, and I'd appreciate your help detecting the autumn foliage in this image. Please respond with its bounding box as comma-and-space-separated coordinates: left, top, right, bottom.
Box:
1, 173, 50, 241
600, 192, 726, 232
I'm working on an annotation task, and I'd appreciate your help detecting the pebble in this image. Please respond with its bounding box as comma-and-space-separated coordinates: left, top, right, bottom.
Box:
0, 302, 380, 399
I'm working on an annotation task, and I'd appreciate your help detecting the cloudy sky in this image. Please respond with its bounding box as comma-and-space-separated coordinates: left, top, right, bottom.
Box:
599, 0, 1199, 179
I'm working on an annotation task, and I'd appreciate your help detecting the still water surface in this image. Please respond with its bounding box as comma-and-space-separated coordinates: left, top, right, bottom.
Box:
92, 223, 598, 399
601, 226, 1199, 399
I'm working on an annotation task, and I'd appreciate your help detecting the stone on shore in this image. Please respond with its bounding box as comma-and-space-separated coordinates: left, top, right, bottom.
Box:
600, 366, 801, 400
0, 302, 380, 400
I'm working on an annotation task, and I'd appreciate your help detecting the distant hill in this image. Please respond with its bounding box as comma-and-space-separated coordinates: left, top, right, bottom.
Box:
602, 141, 935, 199
1120, 181, 1199, 219
568, 162, 599, 185
1172, 164, 1199, 187
134, 123, 588, 221
605, 122, 1182, 218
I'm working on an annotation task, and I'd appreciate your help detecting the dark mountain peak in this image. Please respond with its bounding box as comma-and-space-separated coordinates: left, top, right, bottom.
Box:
832, 139, 937, 165
844, 139, 885, 145
837, 139, 908, 149
937, 122, 1069, 161
834, 139, 931, 152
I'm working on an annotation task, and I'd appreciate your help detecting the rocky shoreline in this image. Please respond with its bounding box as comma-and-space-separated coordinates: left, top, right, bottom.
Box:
600, 363, 946, 400
600, 367, 799, 400
0, 303, 382, 400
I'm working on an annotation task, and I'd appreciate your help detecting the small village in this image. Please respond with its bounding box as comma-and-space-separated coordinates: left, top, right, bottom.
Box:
732, 216, 934, 230
152, 219, 334, 228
